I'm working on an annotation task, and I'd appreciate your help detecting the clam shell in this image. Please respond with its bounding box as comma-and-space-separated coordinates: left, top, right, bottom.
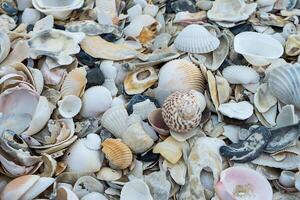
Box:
268, 63, 300, 109
222, 65, 260, 84
254, 83, 277, 113
58, 95, 82, 119
153, 136, 182, 164
158, 59, 205, 94
215, 75, 231, 104
148, 108, 170, 136
174, 24, 220, 53
96, 167, 122, 181
0, 31, 10, 64
162, 90, 206, 133
101, 138, 133, 169
120, 179, 153, 200
57, 186, 79, 200
101, 106, 129, 138
218, 101, 253, 120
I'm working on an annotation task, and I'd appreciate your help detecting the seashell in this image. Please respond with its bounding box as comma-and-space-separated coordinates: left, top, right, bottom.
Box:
162, 90, 206, 133
254, 83, 277, 113
73, 176, 104, 198
58, 95, 82, 119
164, 159, 187, 185
207, 70, 219, 110
57, 186, 79, 200
132, 99, 157, 120
96, 167, 122, 181
218, 101, 253, 120
215, 167, 273, 200
127, 4, 142, 21
27, 67, 44, 95
80, 36, 138, 60
144, 171, 171, 200
174, 24, 220, 53
234, 31, 284, 66
276, 105, 298, 128
220, 126, 271, 162
80, 86, 112, 118
215, 75, 231, 104
0, 113, 31, 135
101, 106, 128, 138
144, 4, 159, 17
158, 59, 205, 94
24, 96, 55, 136
124, 66, 158, 95
122, 122, 154, 153
196, 0, 213, 10
21, 8, 41, 25
32, 0, 84, 20
100, 60, 117, 79
60, 67, 87, 98
63, 134, 103, 173
252, 153, 300, 170
16, 0, 32, 11
153, 136, 182, 164
279, 170, 295, 188
268, 63, 300, 109
86, 67, 105, 87
124, 14, 157, 38
274, 0, 297, 10
148, 108, 170, 136
173, 11, 207, 24
222, 65, 260, 84
82, 192, 108, 200
101, 138, 133, 169
285, 34, 300, 56
120, 179, 153, 200
0, 31, 10, 64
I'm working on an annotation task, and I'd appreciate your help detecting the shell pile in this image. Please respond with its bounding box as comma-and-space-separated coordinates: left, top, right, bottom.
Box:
1, 0, 300, 200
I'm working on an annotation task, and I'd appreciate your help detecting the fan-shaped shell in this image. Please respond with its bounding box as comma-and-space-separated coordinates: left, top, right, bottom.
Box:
158, 59, 205, 93
174, 24, 220, 53
101, 138, 133, 169
222, 65, 260, 84
268, 63, 300, 109
162, 90, 206, 133
0, 31, 11, 64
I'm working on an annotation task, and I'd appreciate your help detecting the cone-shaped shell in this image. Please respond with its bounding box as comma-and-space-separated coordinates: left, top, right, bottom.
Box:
174, 24, 220, 53
101, 139, 133, 169
60, 67, 87, 98
162, 90, 206, 133
158, 59, 205, 93
222, 65, 260, 84
268, 63, 300, 109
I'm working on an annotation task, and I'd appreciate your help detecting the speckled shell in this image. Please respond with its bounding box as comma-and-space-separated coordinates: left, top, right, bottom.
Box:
158, 59, 205, 93
101, 139, 133, 169
162, 90, 206, 133
174, 24, 220, 53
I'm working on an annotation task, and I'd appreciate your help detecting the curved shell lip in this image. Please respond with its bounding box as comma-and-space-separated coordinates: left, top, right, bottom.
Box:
0, 31, 11, 63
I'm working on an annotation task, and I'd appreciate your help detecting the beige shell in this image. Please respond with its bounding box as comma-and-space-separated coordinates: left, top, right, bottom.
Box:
124, 67, 158, 95
162, 90, 206, 133
60, 67, 87, 98
285, 34, 300, 56
101, 139, 133, 170
158, 59, 206, 94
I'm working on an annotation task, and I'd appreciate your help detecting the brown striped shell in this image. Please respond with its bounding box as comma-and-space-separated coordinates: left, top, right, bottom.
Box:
162, 90, 206, 133
101, 138, 133, 169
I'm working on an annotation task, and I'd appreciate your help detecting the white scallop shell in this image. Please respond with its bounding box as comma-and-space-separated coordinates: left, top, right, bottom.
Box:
124, 14, 157, 38
120, 179, 153, 200
83, 133, 101, 151
218, 101, 253, 120
101, 106, 129, 138
222, 65, 260, 84
174, 24, 220, 53
268, 63, 300, 109
234, 31, 284, 66
0, 31, 11, 64
58, 95, 82, 118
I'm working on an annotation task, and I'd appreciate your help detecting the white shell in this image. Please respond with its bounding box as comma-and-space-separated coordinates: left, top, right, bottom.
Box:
82, 192, 108, 200
21, 8, 41, 25
84, 133, 102, 151
222, 65, 260, 84
174, 24, 220, 53
234, 32, 284, 66
0, 31, 11, 64
254, 83, 277, 113
101, 106, 128, 138
120, 179, 153, 200
58, 95, 82, 118
73, 176, 104, 198
100, 61, 117, 79
124, 14, 157, 38
218, 101, 253, 120
279, 170, 295, 188
143, 4, 159, 17
16, 0, 33, 11
276, 105, 298, 128
19, 177, 55, 200
96, 167, 122, 181
132, 99, 157, 120
268, 63, 300, 109
127, 4, 142, 21
295, 172, 300, 191
80, 86, 112, 118
57, 186, 79, 200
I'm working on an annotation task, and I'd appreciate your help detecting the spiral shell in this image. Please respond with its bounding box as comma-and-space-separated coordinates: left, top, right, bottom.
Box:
101, 139, 133, 169
162, 90, 206, 133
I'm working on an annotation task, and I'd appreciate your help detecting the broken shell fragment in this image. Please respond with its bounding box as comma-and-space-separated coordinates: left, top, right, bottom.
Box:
96, 167, 122, 181
148, 108, 170, 136
222, 65, 260, 84
0, 31, 10, 63
153, 136, 182, 164
218, 101, 253, 120
254, 83, 277, 113
58, 95, 82, 119
285, 34, 300, 56
120, 179, 153, 200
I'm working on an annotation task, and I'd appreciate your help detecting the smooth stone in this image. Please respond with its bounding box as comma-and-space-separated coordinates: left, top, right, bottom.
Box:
145, 171, 171, 200
21, 8, 41, 25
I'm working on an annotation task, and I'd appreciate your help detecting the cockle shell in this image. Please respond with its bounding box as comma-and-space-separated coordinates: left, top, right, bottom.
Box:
101, 138, 133, 169
218, 101, 253, 120
268, 63, 300, 109
124, 67, 158, 95
174, 24, 220, 53
162, 90, 206, 133
234, 32, 284, 66
58, 95, 82, 119
222, 65, 260, 84
80, 86, 112, 118
285, 34, 300, 56
153, 136, 182, 164
158, 59, 205, 94
60, 67, 87, 98
120, 179, 153, 200
215, 167, 273, 200
0, 31, 10, 64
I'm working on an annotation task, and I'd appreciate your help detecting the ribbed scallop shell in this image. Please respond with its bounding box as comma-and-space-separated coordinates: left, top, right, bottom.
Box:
162, 90, 206, 133
268, 63, 300, 109
60, 67, 87, 98
174, 24, 220, 53
158, 59, 205, 93
101, 138, 133, 170
222, 65, 260, 84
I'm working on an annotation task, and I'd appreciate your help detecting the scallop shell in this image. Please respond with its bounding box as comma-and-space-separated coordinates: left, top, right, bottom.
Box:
222, 65, 260, 84
174, 24, 220, 53
234, 31, 284, 66
58, 95, 82, 119
162, 90, 206, 133
268, 63, 300, 109
101, 138, 133, 169
158, 59, 205, 94
60, 67, 87, 98
0, 31, 10, 64
120, 179, 153, 200
101, 106, 129, 138
124, 66, 158, 95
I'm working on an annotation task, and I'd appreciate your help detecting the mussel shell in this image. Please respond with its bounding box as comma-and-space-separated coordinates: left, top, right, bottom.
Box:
126, 94, 160, 114
220, 126, 271, 163
86, 67, 105, 87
